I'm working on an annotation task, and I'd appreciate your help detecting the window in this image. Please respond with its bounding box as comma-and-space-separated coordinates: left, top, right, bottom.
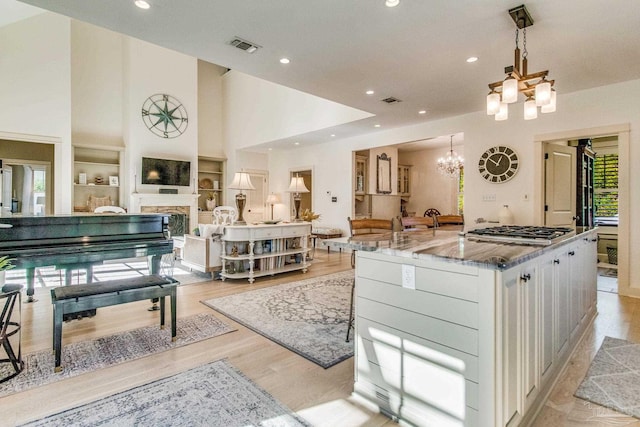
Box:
593, 152, 618, 218
457, 167, 464, 215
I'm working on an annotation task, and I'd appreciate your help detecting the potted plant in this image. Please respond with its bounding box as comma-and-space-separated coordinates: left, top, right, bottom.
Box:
0, 256, 15, 287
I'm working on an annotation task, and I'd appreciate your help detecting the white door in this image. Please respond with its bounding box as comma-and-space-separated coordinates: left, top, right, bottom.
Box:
0, 162, 12, 215
544, 144, 576, 227
245, 171, 268, 223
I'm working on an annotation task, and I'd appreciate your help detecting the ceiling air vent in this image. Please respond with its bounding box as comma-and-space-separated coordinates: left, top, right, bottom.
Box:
229, 37, 261, 54
381, 97, 402, 104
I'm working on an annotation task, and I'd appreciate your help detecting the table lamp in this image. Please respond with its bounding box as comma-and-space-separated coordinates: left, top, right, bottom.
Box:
228, 171, 255, 224
286, 174, 309, 222
266, 193, 280, 220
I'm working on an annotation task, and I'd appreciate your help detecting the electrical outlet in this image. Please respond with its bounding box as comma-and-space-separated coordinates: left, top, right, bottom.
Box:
483, 194, 496, 202
401, 264, 416, 290
331, 196, 337, 203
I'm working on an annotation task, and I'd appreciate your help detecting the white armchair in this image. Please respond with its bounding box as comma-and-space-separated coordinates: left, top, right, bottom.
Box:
181, 206, 237, 277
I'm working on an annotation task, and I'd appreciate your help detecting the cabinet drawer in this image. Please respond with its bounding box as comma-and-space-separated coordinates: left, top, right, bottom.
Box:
252, 227, 283, 239
284, 225, 310, 237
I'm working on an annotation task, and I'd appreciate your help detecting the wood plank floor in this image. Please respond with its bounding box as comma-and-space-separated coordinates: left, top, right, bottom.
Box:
2, 251, 639, 426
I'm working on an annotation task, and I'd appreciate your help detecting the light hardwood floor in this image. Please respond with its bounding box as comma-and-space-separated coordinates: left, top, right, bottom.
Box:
2, 252, 639, 427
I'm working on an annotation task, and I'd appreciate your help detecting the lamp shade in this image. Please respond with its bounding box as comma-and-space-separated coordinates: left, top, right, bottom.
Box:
541, 89, 557, 113
524, 98, 538, 120
286, 176, 309, 193
487, 92, 501, 115
502, 75, 519, 104
535, 80, 552, 106
228, 172, 255, 190
266, 193, 279, 204
495, 103, 509, 121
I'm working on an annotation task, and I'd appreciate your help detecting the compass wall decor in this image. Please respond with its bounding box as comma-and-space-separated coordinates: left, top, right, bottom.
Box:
141, 93, 188, 138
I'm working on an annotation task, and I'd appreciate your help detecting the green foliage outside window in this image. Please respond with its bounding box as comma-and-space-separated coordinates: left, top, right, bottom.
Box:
457, 167, 464, 215
593, 153, 618, 217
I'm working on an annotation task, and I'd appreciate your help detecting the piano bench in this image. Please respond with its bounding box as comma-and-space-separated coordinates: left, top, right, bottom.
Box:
50, 274, 179, 373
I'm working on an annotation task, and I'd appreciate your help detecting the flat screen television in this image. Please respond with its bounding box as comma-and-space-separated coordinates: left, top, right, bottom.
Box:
141, 157, 191, 186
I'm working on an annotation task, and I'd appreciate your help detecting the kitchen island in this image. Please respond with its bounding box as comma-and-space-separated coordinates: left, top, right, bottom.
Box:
325, 228, 598, 427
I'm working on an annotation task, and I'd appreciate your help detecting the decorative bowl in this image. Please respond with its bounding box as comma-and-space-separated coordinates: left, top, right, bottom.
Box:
262, 220, 281, 225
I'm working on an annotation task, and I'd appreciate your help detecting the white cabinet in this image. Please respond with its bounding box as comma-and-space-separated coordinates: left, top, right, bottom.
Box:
353, 229, 599, 427
355, 155, 367, 195
197, 156, 225, 217
501, 261, 539, 427
73, 145, 123, 212
397, 164, 411, 196
220, 223, 311, 283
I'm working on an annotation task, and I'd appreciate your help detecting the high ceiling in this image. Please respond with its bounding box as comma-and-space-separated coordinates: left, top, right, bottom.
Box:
11, 0, 640, 148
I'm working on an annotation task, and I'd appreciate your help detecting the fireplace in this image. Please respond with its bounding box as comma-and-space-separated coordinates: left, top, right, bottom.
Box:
130, 194, 200, 236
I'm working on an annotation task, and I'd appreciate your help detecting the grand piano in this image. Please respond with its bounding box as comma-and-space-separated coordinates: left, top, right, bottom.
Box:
0, 214, 173, 302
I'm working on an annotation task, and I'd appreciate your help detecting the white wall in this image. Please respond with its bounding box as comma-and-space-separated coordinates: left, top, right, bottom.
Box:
198, 60, 226, 159
123, 38, 199, 197
0, 14, 72, 213
71, 21, 123, 147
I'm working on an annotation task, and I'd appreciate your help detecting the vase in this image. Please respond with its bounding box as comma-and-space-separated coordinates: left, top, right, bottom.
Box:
254, 241, 263, 255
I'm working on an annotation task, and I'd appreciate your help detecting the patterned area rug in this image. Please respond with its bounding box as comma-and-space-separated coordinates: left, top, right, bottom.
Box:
575, 336, 640, 419
21, 359, 310, 427
203, 270, 354, 368
0, 313, 235, 398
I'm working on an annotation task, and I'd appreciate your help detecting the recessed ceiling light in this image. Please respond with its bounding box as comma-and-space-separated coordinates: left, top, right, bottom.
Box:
385, 0, 400, 7
330, 134, 336, 137
374, 124, 381, 128
268, 148, 273, 151
134, 0, 150, 9
466, 56, 478, 63
366, 90, 375, 95
294, 142, 300, 146
418, 110, 427, 115
279, 58, 290, 64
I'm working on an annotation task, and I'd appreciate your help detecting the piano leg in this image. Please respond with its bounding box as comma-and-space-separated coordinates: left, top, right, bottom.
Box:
25, 267, 37, 303
148, 254, 161, 311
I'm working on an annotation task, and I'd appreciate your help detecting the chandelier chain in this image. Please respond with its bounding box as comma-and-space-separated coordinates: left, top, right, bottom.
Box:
522, 28, 528, 59
515, 28, 519, 49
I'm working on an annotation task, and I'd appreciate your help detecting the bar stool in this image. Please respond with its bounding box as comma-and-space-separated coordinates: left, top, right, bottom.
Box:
1, 284, 24, 383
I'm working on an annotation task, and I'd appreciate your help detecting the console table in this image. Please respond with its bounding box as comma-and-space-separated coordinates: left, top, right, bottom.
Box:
220, 222, 311, 283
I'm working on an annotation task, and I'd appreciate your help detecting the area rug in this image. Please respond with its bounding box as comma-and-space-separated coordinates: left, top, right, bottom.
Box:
21, 358, 310, 427
203, 270, 354, 368
575, 336, 640, 419
0, 313, 235, 398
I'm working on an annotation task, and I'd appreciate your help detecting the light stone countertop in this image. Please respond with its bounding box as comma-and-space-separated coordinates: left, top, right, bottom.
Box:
323, 227, 598, 270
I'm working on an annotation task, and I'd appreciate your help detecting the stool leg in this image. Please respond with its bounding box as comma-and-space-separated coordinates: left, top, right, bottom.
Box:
159, 296, 166, 330
170, 288, 177, 342
346, 278, 355, 343
53, 305, 63, 372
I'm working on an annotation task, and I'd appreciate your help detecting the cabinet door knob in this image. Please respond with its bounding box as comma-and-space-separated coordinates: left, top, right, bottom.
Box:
553, 259, 560, 264
568, 251, 575, 256
521, 273, 531, 282
591, 238, 598, 242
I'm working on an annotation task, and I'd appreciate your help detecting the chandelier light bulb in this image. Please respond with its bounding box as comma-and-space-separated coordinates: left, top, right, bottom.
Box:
495, 103, 509, 121
502, 75, 519, 104
524, 98, 538, 120
541, 89, 557, 113
535, 80, 552, 106
487, 92, 501, 115
437, 136, 464, 178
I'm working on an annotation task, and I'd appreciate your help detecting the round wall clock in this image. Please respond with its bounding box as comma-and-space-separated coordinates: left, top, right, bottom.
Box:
478, 145, 519, 183
141, 94, 188, 138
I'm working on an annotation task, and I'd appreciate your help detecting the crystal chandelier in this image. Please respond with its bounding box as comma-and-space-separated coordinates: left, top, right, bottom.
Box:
486, 4, 556, 121
437, 135, 464, 178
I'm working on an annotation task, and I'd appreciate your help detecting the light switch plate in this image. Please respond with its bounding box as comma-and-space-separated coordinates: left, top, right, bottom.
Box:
401, 264, 416, 290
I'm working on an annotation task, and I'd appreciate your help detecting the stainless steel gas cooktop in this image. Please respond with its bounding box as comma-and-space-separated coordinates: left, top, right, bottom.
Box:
465, 225, 575, 246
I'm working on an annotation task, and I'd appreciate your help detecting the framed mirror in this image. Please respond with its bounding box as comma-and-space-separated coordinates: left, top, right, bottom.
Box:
376, 153, 392, 194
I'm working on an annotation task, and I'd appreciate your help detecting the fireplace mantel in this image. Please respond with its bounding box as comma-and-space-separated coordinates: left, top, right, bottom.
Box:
129, 193, 200, 228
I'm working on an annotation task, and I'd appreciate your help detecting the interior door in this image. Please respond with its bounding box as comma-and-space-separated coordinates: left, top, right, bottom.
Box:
0, 161, 12, 215
544, 144, 576, 227
245, 171, 268, 223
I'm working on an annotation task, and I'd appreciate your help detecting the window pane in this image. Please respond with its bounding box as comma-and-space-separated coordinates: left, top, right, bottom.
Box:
594, 153, 618, 218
